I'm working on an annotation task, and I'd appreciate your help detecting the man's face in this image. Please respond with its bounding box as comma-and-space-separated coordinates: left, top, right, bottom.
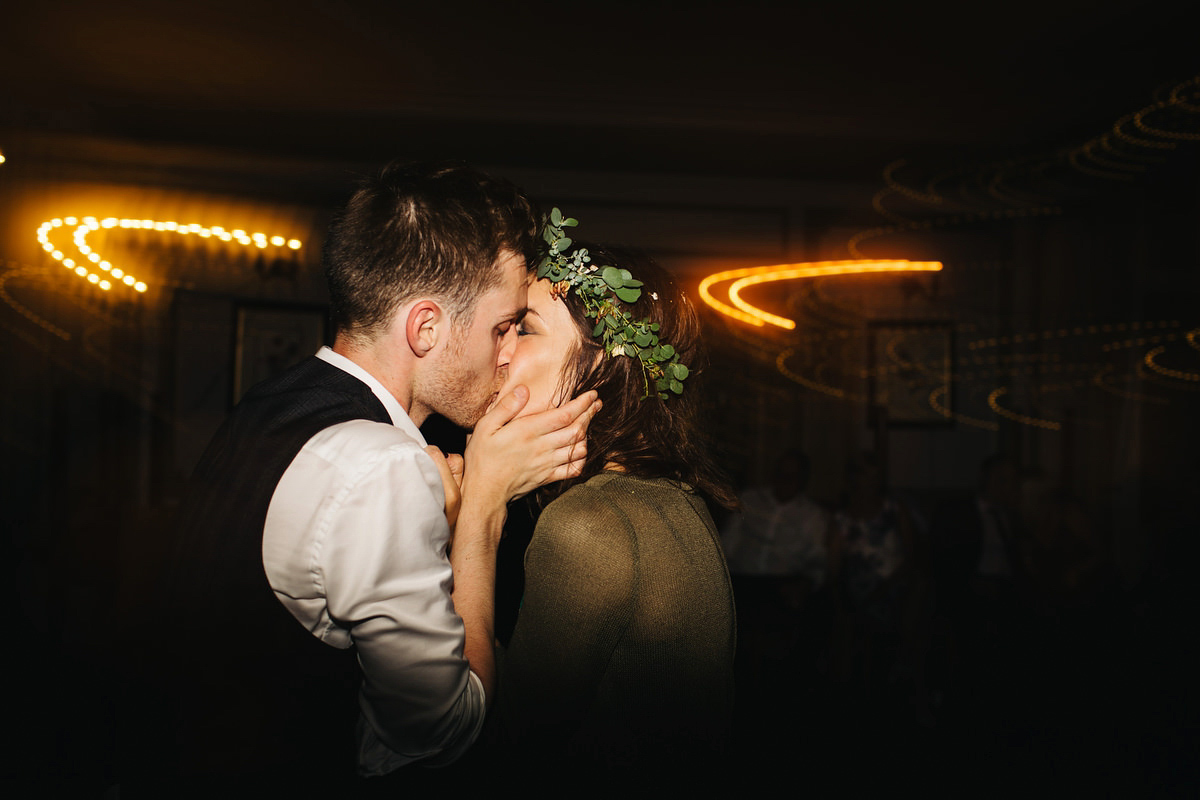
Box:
425, 249, 529, 429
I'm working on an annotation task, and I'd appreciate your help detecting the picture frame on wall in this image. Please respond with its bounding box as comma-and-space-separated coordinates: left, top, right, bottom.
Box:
233, 303, 328, 404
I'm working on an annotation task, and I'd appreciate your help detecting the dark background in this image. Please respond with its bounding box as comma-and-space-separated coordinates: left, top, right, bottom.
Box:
2, 1, 1197, 793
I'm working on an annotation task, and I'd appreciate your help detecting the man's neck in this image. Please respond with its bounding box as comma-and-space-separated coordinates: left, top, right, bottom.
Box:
332, 334, 423, 425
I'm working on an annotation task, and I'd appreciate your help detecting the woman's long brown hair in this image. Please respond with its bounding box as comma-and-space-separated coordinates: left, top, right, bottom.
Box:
539, 244, 737, 511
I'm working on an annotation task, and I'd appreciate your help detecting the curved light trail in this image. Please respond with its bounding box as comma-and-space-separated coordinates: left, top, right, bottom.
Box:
0, 261, 71, 340
929, 384, 999, 431
1144, 345, 1200, 382
37, 216, 303, 294
987, 386, 1061, 431
700, 260, 943, 330
777, 348, 862, 401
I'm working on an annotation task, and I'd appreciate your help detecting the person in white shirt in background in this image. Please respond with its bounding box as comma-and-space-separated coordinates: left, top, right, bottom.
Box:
720, 449, 829, 692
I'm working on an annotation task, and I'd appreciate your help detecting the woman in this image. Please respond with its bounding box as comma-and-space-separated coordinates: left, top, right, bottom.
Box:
486, 215, 738, 772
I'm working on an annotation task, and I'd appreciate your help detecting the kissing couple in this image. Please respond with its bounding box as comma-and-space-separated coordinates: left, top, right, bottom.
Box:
162, 160, 738, 786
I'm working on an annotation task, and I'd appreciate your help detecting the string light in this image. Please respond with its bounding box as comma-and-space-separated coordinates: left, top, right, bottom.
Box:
0, 260, 71, 339
776, 347, 864, 401
882, 159, 944, 206
853, 77, 1198, 257
1144, 345, 1200, 382
929, 385, 999, 431
37, 216, 304, 294
847, 205, 1062, 257
1092, 364, 1170, 405
700, 260, 943, 330
987, 387, 1062, 430
1133, 99, 1200, 141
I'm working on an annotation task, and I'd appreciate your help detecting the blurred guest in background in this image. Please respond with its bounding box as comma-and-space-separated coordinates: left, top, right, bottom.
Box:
721, 448, 829, 690
827, 452, 926, 713
929, 453, 1028, 721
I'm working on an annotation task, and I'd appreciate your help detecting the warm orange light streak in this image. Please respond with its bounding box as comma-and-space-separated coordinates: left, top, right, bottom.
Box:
38, 216, 303, 294
1144, 345, 1200, 382
930, 385, 999, 431
987, 387, 1061, 431
701, 260, 943, 330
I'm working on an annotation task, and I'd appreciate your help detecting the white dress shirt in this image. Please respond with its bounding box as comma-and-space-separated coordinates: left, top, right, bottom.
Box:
262, 347, 485, 776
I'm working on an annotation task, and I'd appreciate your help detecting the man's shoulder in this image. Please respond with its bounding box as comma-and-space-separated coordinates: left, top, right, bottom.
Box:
300, 418, 426, 465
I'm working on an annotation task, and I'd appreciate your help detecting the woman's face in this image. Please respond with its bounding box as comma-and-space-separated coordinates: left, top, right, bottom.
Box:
499, 278, 583, 416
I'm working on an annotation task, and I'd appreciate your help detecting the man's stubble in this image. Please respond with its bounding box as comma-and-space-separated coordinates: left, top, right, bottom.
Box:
419, 329, 501, 431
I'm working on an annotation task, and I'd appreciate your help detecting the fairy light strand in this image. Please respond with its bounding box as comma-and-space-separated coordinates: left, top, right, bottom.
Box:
37, 216, 304, 294
700, 260, 943, 330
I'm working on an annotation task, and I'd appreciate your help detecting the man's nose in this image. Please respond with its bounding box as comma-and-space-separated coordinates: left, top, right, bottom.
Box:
498, 325, 518, 367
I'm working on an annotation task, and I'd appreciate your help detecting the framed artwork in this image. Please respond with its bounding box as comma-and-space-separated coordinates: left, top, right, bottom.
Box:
868, 320, 954, 427
233, 303, 328, 403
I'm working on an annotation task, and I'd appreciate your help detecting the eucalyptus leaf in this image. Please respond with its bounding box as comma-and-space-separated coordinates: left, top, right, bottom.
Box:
537, 206, 689, 401
615, 286, 640, 303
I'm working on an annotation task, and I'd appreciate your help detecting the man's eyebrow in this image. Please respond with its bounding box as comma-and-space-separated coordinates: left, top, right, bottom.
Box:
499, 307, 528, 325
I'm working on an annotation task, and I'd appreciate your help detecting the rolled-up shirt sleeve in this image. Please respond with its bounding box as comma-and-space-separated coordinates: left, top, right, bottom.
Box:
264, 419, 485, 775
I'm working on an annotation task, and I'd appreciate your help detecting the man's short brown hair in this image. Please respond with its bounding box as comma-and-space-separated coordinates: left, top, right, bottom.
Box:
323, 160, 538, 342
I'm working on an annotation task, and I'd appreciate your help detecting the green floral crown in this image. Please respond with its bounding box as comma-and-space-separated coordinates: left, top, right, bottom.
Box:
537, 208, 689, 399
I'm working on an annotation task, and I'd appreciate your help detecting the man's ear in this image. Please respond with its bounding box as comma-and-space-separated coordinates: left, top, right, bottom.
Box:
405, 300, 445, 357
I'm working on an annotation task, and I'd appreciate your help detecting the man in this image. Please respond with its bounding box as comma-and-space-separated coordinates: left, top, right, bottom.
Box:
161, 161, 597, 782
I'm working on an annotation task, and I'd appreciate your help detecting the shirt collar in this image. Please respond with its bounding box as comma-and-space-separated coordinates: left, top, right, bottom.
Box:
315, 346, 427, 446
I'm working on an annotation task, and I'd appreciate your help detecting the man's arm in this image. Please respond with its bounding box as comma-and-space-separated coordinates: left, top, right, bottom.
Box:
449, 386, 599, 700
266, 422, 484, 773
